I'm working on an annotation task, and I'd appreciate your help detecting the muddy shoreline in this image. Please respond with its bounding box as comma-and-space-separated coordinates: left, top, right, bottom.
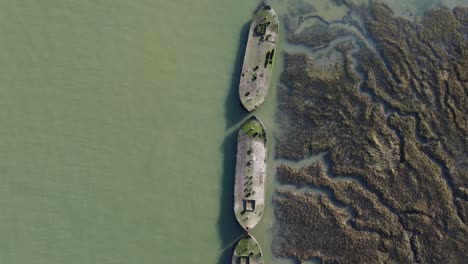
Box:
273, 2, 468, 263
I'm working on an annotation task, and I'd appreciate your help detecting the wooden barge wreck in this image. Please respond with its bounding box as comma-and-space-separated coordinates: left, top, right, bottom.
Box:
232, 234, 264, 264
239, 5, 279, 112
234, 116, 267, 231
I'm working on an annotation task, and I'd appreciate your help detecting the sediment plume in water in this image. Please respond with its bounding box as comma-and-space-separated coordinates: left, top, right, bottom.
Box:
273, 1, 468, 263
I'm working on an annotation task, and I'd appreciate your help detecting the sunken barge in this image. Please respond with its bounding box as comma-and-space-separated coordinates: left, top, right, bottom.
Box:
232, 234, 264, 264
239, 5, 279, 112
234, 116, 267, 232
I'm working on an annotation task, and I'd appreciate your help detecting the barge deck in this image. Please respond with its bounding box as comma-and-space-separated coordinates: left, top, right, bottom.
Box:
239, 5, 279, 112
234, 116, 267, 231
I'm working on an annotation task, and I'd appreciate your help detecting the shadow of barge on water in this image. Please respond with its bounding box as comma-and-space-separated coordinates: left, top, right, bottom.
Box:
217, 21, 250, 264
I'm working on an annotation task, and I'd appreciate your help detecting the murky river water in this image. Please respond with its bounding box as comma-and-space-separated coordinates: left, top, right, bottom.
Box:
0, 0, 465, 263
0, 1, 260, 263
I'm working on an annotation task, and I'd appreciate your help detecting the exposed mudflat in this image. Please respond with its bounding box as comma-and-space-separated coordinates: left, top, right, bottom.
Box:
273, 1, 467, 263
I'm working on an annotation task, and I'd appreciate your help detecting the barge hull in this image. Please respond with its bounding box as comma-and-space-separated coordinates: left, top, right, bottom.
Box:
239, 5, 279, 112
234, 116, 267, 231
232, 234, 264, 264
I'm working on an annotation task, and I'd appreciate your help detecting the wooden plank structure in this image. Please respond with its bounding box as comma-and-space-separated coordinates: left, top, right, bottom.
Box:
234, 116, 267, 231
232, 234, 264, 264
239, 5, 279, 112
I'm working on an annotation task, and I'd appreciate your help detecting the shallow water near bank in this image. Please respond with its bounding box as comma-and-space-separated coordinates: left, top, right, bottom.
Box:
0, 1, 259, 263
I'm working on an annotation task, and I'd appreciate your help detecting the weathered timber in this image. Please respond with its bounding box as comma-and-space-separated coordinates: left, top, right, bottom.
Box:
232, 234, 264, 264
239, 5, 279, 112
234, 116, 267, 231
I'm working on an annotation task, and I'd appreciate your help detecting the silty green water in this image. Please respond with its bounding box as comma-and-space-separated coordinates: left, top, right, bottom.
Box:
3, 0, 458, 263
0, 0, 259, 263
